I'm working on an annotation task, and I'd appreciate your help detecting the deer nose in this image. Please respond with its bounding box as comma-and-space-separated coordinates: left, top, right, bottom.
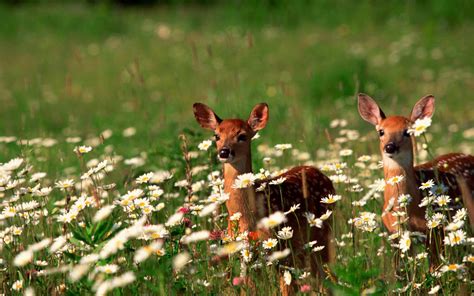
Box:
219, 148, 231, 159
384, 142, 399, 154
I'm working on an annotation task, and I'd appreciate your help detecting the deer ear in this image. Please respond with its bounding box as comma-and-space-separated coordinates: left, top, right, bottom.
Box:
410, 95, 435, 122
248, 103, 269, 131
358, 93, 386, 126
193, 103, 222, 130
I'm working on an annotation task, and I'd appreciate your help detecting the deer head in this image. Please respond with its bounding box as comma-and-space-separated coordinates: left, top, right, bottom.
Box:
193, 103, 269, 167
358, 93, 435, 168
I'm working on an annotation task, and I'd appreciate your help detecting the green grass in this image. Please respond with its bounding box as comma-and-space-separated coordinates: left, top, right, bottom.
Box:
0, 2, 473, 295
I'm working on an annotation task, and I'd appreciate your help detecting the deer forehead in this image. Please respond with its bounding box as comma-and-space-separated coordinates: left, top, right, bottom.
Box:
377, 116, 411, 132
216, 119, 252, 136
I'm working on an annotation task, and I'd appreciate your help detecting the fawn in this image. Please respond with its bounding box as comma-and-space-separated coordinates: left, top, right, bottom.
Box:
193, 102, 335, 293
358, 93, 474, 266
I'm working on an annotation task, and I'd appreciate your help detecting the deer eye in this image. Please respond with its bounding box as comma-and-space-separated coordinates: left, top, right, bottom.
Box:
403, 129, 410, 137
237, 134, 247, 142
214, 134, 220, 141
378, 130, 385, 137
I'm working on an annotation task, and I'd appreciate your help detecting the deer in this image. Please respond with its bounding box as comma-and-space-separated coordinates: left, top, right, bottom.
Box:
357, 93, 474, 269
193, 102, 335, 294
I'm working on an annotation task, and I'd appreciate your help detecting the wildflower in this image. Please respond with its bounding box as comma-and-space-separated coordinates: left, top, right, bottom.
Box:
95, 271, 136, 296
369, 179, 386, 192
29, 238, 52, 252
24, 287, 35, 296
55, 179, 75, 189
12, 226, 23, 236
230, 212, 242, 221
217, 242, 244, 255
149, 189, 164, 201
258, 211, 287, 229
419, 179, 434, 190
267, 249, 291, 262
123, 127, 136, 137
304, 212, 323, 228
241, 248, 253, 263
358, 155, 371, 162
408, 117, 432, 136
277, 227, 293, 240
50, 236, 67, 253
232, 173, 257, 189
330, 174, 348, 183
339, 149, 353, 156
80, 254, 100, 264
427, 219, 440, 229
269, 177, 286, 185
446, 220, 464, 231
73, 146, 92, 154
300, 284, 311, 293
30, 172, 47, 182
319, 210, 332, 221
12, 280, 23, 291
69, 264, 91, 282
321, 194, 342, 204
181, 230, 210, 244
2, 206, 16, 218
150, 170, 173, 183
134, 241, 163, 263
232, 277, 244, 286
440, 263, 464, 273
283, 271, 292, 286
13, 250, 33, 266
453, 208, 467, 221
444, 230, 466, 246
313, 246, 325, 252
399, 231, 411, 253
386, 175, 404, 185
146, 225, 169, 239
284, 204, 300, 215
198, 140, 213, 151
299, 272, 311, 279
419, 195, 435, 207
430, 183, 448, 196
165, 212, 184, 227
463, 254, 474, 263
332, 162, 347, 170
274, 144, 292, 151
199, 203, 218, 217
435, 195, 451, 207
1, 158, 23, 171
428, 285, 440, 294
136, 172, 154, 184
262, 238, 278, 249
35, 260, 48, 266
93, 205, 115, 223
416, 252, 428, 260
397, 194, 412, 207
353, 212, 378, 232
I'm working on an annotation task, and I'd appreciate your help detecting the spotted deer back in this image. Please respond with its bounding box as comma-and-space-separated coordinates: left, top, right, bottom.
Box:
255, 166, 335, 217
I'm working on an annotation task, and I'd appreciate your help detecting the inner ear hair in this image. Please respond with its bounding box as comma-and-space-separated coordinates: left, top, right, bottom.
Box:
248, 103, 269, 131
358, 93, 386, 126
193, 103, 222, 130
410, 95, 435, 122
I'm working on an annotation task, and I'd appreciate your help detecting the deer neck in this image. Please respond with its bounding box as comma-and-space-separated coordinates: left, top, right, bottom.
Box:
223, 153, 256, 232
383, 153, 426, 232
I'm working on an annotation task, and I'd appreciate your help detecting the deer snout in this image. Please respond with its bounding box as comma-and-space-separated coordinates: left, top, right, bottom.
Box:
218, 147, 232, 160
384, 142, 399, 154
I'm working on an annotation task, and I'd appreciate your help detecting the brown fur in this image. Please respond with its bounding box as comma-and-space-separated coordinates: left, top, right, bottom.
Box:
193, 103, 335, 294
358, 93, 474, 270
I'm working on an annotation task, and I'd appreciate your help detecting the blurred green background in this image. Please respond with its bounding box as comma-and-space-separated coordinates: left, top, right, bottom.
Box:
0, 0, 473, 169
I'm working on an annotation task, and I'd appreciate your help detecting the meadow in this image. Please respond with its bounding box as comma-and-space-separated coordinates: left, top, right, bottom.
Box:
0, 2, 473, 295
